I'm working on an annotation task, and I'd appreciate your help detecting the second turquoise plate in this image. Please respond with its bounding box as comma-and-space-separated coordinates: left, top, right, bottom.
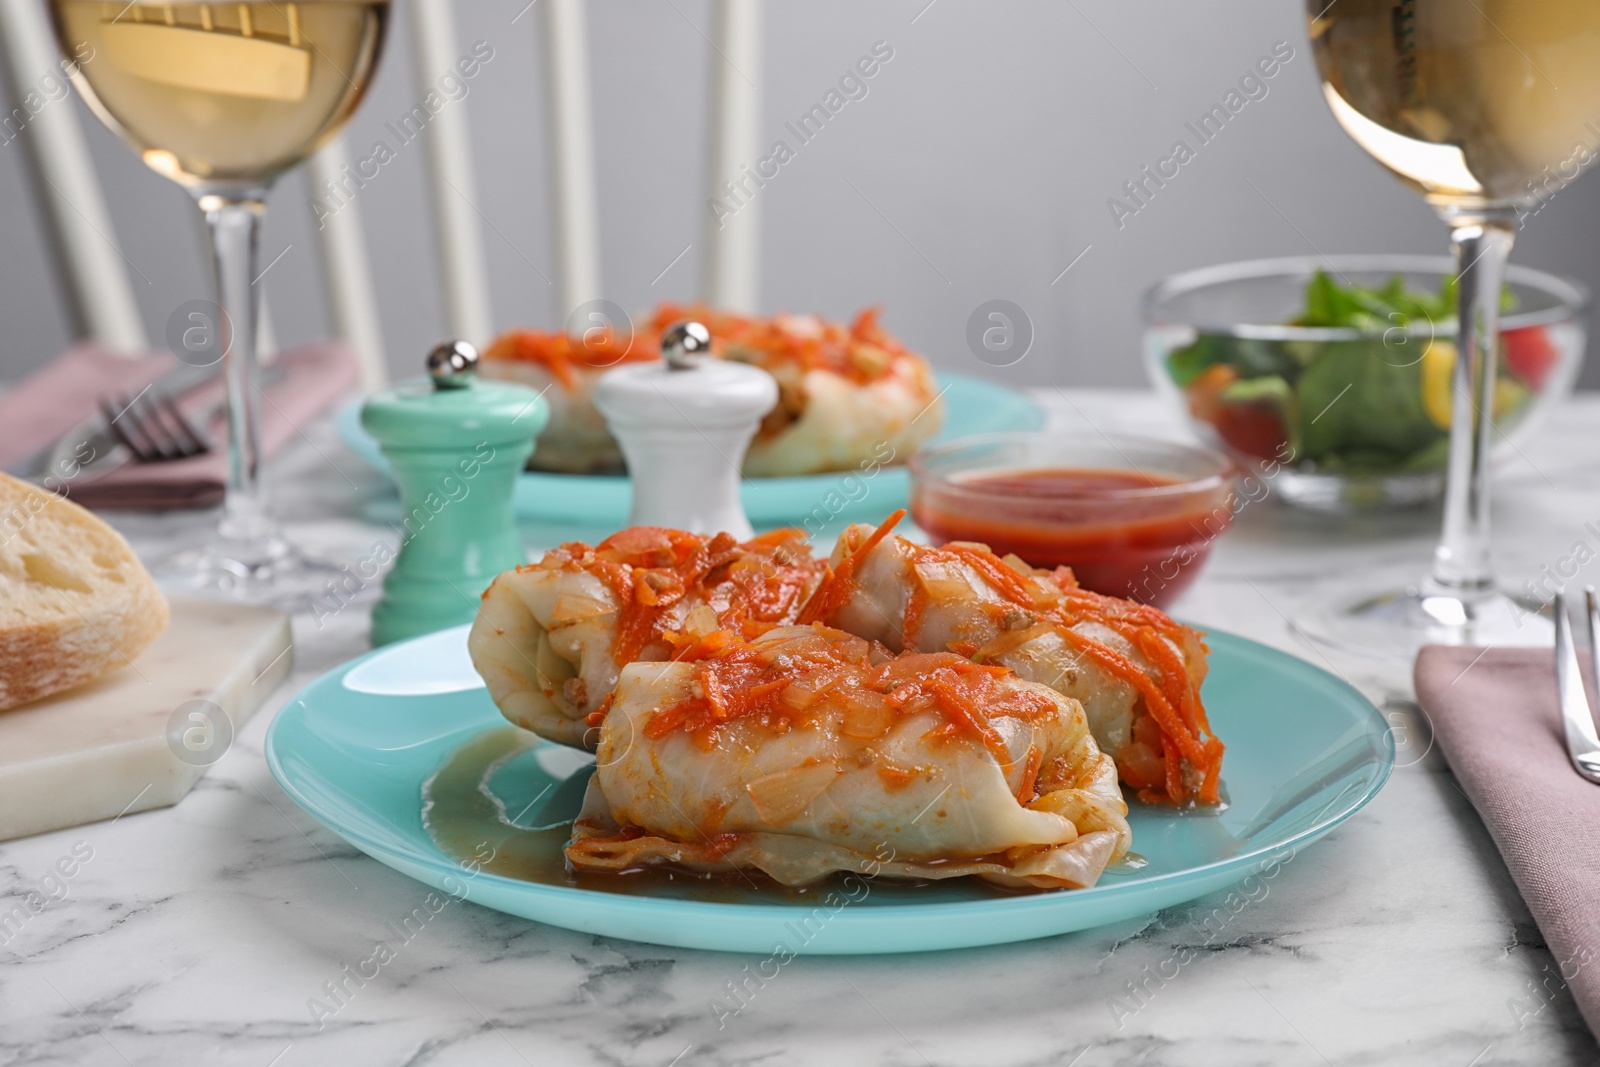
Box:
335, 372, 1043, 537
266, 625, 1394, 956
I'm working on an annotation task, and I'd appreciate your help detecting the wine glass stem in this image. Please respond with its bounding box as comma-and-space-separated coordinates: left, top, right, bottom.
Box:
1430, 209, 1517, 596
198, 193, 275, 556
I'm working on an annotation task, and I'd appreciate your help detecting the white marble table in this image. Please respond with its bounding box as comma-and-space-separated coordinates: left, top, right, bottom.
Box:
4, 389, 1598, 1066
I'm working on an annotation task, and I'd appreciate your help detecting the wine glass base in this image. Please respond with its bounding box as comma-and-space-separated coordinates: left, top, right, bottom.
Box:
1290, 582, 1553, 667
150, 532, 376, 615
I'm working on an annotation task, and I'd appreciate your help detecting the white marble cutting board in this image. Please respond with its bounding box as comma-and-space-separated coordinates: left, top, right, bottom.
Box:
0, 596, 292, 841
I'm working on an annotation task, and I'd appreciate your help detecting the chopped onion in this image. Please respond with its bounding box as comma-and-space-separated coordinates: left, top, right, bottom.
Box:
879, 651, 963, 687
913, 560, 970, 601
974, 621, 1053, 664
684, 604, 720, 638
1000, 553, 1033, 576
549, 594, 612, 623
848, 340, 887, 372
745, 762, 840, 825
780, 671, 835, 710
834, 633, 872, 665
841, 692, 894, 740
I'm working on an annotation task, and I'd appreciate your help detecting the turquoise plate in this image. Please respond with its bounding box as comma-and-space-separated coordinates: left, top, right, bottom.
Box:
265, 625, 1394, 956
335, 372, 1043, 538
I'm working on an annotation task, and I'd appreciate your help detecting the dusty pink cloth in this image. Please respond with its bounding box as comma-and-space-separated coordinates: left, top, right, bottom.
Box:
1415, 645, 1600, 1036
0, 341, 360, 510
0, 342, 168, 470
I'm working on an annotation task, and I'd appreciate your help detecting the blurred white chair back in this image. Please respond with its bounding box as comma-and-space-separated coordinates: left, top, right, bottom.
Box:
0, 0, 764, 387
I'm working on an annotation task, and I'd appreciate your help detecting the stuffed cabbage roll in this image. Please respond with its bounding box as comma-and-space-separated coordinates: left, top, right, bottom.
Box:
647, 304, 944, 477
482, 306, 944, 478
469, 527, 826, 748
804, 517, 1222, 805
566, 623, 1131, 889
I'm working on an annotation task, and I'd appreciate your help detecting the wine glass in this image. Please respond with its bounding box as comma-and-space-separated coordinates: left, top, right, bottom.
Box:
50, 1, 390, 603
1293, 0, 1600, 663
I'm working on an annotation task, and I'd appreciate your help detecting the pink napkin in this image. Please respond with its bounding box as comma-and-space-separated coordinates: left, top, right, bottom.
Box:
1414, 645, 1600, 1036
0, 341, 360, 510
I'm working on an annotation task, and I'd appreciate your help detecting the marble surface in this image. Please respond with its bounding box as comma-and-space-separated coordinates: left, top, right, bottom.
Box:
4, 388, 1599, 1066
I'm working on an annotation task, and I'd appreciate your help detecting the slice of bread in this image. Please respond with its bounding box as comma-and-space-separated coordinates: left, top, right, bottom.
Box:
0, 473, 169, 711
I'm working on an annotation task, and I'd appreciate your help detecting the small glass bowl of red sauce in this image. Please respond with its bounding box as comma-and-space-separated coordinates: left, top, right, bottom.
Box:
909, 432, 1236, 609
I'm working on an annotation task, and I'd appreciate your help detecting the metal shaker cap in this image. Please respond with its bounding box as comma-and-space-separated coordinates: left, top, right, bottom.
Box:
427, 340, 479, 389
660, 321, 712, 370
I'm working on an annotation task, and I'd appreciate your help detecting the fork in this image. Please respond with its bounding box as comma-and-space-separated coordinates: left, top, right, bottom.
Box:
1553, 588, 1600, 783
98, 388, 213, 463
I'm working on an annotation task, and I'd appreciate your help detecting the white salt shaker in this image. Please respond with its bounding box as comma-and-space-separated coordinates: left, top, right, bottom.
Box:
595, 320, 777, 539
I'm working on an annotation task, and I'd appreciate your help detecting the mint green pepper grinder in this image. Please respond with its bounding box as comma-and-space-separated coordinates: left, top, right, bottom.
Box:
361, 341, 547, 646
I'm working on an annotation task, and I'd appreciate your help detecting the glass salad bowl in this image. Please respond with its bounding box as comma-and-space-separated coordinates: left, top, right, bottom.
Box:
1143, 254, 1588, 512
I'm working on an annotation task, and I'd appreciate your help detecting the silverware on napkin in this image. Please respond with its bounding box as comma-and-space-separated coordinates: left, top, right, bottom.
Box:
1553, 588, 1600, 783
25, 362, 221, 479
38, 363, 286, 480
98, 388, 213, 463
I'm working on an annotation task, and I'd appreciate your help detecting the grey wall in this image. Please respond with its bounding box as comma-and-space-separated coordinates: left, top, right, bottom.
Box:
4, 0, 1600, 389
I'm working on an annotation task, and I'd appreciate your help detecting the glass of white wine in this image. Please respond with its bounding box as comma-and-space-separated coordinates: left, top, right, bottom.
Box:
1294, 0, 1600, 662
50, 0, 390, 602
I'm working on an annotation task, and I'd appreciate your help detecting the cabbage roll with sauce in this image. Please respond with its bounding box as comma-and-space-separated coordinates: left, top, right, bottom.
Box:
469, 527, 825, 748
481, 305, 944, 477
566, 624, 1131, 889
646, 304, 944, 477
805, 517, 1222, 805
480, 327, 649, 473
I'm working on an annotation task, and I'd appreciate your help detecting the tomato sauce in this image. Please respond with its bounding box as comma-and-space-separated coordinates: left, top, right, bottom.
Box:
910, 468, 1231, 609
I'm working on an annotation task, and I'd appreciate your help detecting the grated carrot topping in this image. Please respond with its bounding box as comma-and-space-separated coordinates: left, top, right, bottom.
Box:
1016, 745, 1043, 805
797, 509, 907, 625
554, 527, 824, 665
801, 524, 1223, 805
932, 538, 1222, 806
903, 582, 930, 646
943, 544, 1039, 608
642, 623, 1057, 758
646, 303, 921, 385
483, 328, 651, 390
